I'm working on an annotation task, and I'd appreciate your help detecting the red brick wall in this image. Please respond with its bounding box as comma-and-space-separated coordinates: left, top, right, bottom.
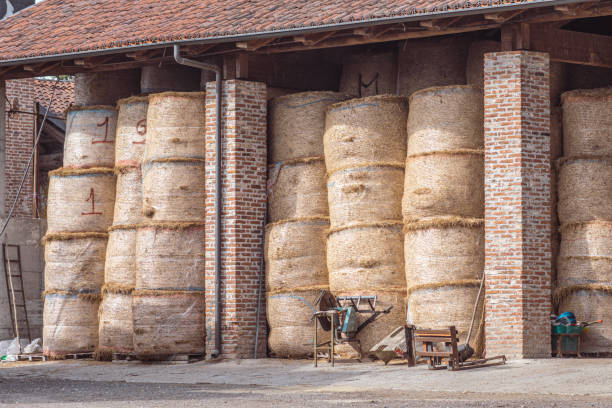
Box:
5, 79, 36, 216
4, 78, 74, 217
204, 80, 268, 359
483, 51, 552, 358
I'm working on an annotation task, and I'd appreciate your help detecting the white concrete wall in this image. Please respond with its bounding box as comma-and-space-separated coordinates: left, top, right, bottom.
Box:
0, 80, 45, 341
0, 217, 45, 341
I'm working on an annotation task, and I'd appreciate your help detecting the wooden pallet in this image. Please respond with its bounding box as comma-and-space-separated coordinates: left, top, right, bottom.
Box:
63, 352, 95, 360
111, 353, 135, 362
580, 351, 612, 358
17, 353, 47, 362
146, 353, 205, 365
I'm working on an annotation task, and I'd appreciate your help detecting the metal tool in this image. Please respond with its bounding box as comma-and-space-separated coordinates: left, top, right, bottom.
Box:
312, 290, 392, 366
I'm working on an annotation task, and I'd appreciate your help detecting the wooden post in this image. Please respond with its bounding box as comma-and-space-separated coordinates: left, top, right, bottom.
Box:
32, 102, 39, 218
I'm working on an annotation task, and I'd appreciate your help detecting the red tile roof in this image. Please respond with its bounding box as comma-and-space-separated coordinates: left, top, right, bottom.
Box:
32, 79, 74, 115
0, 0, 554, 64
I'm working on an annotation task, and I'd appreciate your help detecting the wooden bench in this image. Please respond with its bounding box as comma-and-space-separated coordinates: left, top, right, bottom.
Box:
414, 326, 506, 371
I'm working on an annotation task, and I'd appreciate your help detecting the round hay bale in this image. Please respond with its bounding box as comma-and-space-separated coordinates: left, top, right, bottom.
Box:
407, 86, 483, 155
265, 218, 329, 292
135, 222, 206, 290
562, 87, 612, 157
268, 92, 350, 162
335, 291, 407, 355
398, 36, 469, 98
74, 70, 141, 106
115, 96, 148, 167
105, 226, 137, 289
558, 289, 612, 353
266, 87, 297, 101
403, 219, 484, 287
98, 292, 133, 354
551, 107, 563, 227
142, 159, 205, 222
43, 232, 108, 292
327, 224, 405, 293
43, 292, 100, 356
551, 107, 563, 161
558, 221, 612, 287
144, 92, 206, 161
63, 106, 117, 169
557, 157, 612, 225
140, 65, 202, 94
267, 159, 328, 223
132, 290, 205, 358
466, 40, 500, 89
267, 289, 329, 358
47, 168, 116, 233
403, 152, 484, 222
339, 51, 397, 97
113, 166, 143, 225
324, 95, 408, 174
407, 284, 482, 344
327, 165, 404, 229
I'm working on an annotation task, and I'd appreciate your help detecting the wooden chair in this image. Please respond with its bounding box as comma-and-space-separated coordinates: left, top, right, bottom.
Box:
414, 326, 506, 371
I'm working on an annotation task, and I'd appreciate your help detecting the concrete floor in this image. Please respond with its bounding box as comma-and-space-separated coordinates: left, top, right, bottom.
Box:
0, 358, 611, 407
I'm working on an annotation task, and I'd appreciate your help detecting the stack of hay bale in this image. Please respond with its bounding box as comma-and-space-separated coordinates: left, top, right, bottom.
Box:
133, 92, 207, 359
557, 87, 612, 353
266, 92, 349, 357
43, 106, 117, 357
398, 37, 469, 98
74, 71, 141, 106
339, 51, 397, 97
324, 95, 409, 355
97, 96, 148, 359
402, 86, 485, 351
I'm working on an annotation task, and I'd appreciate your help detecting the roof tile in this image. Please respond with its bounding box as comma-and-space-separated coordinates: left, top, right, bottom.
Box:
0, 0, 542, 63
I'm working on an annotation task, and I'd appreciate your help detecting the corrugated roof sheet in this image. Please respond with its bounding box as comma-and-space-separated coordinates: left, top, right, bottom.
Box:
0, 0, 553, 63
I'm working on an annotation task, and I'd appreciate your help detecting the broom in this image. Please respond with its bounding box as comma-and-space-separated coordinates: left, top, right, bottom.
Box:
457, 273, 485, 362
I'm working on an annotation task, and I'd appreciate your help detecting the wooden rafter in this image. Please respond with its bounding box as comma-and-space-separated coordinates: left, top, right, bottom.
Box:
126, 49, 162, 60
530, 25, 612, 68
263, 23, 501, 54
236, 37, 277, 51
484, 9, 527, 23
293, 31, 338, 46
420, 16, 464, 30
521, 1, 612, 23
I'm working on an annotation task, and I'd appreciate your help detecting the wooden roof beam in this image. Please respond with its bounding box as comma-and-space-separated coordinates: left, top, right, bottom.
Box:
484, 9, 527, 23
293, 31, 338, 46
530, 25, 612, 68
521, 1, 612, 23
420, 16, 464, 30
264, 22, 500, 53
236, 37, 277, 51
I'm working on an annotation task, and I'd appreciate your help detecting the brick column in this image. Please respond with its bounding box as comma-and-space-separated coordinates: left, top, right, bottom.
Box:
0, 80, 6, 218
484, 51, 552, 358
205, 80, 267, 359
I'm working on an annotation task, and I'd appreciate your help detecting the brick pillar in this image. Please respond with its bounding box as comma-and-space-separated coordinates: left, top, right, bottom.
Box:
0, 80, 6, 218
205, 80, 267, 359
484, 51, 552, 358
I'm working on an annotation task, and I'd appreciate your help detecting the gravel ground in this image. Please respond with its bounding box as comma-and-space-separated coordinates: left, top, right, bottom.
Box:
1, 358, 611, 407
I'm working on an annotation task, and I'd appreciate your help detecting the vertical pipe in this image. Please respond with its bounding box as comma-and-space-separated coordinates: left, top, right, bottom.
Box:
213, 70, 222, 358
173, 45, 223, 358
32, 102, 39, 218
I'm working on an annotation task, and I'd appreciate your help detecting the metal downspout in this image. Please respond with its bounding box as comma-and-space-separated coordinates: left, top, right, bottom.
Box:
173, 45, 223, 359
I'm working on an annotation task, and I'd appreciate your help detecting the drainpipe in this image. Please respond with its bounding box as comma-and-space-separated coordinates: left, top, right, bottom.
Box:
174, 45, 223, 359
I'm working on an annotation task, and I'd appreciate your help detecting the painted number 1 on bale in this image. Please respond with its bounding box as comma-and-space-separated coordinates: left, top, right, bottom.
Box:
92, 117, 114, 144
133, 118, 146, 145
81, 188, 103, 216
